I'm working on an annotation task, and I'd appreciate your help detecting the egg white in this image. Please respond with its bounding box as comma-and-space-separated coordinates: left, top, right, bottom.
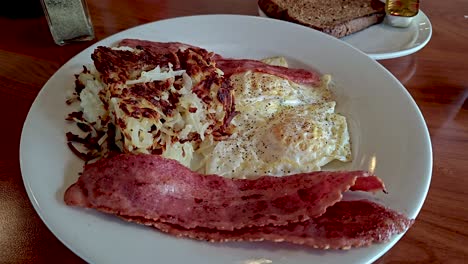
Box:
199, 60, 351, 178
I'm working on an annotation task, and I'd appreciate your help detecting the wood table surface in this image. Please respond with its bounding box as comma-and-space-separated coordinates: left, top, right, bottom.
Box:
1, 0, 467, 263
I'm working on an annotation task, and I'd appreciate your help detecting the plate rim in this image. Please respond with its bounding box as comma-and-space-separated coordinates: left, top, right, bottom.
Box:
19, 14, 433, 264
369, 11, 432, 60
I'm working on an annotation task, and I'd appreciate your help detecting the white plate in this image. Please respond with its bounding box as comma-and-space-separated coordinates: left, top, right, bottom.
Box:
258, 7, 432, 60
20, 15, 432, 264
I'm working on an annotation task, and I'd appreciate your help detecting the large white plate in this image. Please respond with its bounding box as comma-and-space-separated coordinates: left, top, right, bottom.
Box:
20, 15, 432, 264
258, 7, 432, 60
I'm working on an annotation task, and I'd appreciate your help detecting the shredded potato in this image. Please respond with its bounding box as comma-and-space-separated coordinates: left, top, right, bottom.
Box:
67, 58, 222, 165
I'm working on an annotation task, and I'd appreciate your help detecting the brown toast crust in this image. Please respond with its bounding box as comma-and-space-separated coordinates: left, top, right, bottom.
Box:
258, 0, 385, 38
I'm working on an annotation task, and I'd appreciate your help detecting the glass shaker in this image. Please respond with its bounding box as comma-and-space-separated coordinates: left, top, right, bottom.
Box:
40, 0, 95, 45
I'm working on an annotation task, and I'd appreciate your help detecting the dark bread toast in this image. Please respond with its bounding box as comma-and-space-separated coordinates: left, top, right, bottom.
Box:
258, 0, 385, 38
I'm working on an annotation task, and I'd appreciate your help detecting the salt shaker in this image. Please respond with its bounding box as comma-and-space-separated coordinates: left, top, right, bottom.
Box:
40, 0, 95, 45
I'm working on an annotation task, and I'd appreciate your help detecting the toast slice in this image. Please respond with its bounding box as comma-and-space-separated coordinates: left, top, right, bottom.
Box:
258, 0, 385, 38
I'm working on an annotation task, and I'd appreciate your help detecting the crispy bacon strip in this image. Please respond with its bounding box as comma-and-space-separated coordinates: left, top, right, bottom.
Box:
351, 176, 387, 193
215, 58, 321, 85
64, 154, 384, 231
121, 200, 413, 249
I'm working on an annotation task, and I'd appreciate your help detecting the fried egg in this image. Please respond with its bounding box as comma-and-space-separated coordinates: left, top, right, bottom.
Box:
198, 58, 351, 178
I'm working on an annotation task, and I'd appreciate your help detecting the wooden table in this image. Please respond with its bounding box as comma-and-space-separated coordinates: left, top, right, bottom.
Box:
1, 0, 467, 263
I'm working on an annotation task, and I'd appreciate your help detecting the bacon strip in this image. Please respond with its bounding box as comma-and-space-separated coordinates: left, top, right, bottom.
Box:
120, 200, 413, 250
215, 58, 321, 85
64, 154, 384, 231
351, 175, 387, 193
117, 39, 321, 86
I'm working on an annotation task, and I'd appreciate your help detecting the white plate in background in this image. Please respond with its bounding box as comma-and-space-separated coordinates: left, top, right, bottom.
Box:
20, 15, 432, 264
258, 7, 432, 60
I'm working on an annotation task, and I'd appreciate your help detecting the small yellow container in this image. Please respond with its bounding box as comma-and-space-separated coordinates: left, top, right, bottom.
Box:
385, 0, 420, 27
